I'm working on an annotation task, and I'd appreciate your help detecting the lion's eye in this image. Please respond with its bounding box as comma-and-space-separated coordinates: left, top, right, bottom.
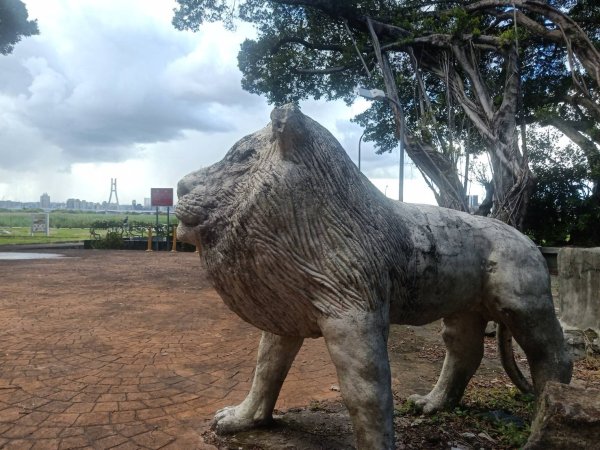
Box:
237, 147, 256, 161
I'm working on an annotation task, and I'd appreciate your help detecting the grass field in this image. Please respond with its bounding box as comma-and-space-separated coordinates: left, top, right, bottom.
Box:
0, 211, 178, 246
0, 211, 176, 228
0, 227, 93, 246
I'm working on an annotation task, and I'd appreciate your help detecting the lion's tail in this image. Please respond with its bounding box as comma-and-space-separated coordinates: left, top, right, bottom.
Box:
497, 322, 534, 394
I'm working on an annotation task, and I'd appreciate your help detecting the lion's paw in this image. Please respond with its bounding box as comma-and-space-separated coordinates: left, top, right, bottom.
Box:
211, 405, 271, 435
407, 393, 447, 415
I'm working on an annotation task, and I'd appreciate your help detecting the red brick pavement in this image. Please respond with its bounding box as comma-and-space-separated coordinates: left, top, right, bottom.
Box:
0, 250, 340, 449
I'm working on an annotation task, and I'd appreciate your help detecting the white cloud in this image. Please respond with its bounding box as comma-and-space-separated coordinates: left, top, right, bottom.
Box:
0, 0, 443, 206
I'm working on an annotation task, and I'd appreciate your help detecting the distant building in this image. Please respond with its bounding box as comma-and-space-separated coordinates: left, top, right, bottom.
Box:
0, 200, 23, 209
40, 193, 50, 209
144, 198, 151, 208
66, 198, 82, 210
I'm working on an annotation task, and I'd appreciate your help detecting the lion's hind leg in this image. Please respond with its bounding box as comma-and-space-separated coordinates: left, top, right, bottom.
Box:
212, 331, 303, 434
409, 312, 487, 414
497, 298, 572, 395
486, 263, 572, 394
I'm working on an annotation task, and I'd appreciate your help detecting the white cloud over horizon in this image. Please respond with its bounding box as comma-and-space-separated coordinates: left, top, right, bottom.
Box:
1, 0, 439, 206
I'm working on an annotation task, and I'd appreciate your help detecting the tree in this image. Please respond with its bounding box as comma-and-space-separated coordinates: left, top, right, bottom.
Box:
0, 0, 38, 55
517, 0, 600, 204
524, 126, 600, 246
173, 0, 599, 229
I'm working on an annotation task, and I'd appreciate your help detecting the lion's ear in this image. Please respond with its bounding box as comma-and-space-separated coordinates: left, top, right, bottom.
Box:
270, 104, 308, 161
271, 103, 301, 122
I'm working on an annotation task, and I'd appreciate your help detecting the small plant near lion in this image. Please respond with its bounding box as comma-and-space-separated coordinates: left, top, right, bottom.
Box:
394, 398, 419, 416
308, 400, 327, 412
394, 385, 533, 448
90, 231, 124, 249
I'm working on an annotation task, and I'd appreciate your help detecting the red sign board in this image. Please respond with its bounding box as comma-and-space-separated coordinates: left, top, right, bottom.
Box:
151, 188, 173, 207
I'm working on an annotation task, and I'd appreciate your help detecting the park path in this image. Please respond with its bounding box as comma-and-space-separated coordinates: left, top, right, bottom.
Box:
0, 250, 340, 449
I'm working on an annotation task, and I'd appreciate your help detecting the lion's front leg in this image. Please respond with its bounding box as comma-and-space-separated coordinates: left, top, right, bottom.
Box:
409, 312, 487, 414
320, 311, 394, 450
212, 331, 303, 434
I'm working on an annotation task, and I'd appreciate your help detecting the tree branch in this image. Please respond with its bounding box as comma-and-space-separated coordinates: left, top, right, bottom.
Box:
451, 44, 494, 121
466, 0, 600, 87
542, 116, 600, 164
271, 37, 345, 54
293, 65, 350, 74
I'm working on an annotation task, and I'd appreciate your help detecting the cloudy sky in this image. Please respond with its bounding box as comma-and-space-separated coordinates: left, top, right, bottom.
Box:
0, 0, 437, 206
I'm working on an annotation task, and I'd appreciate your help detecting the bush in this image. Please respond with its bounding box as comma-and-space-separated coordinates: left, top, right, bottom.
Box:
89, 231, 124, 249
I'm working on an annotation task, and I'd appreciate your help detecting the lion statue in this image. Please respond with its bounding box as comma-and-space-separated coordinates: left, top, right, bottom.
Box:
175, 104, 572, 449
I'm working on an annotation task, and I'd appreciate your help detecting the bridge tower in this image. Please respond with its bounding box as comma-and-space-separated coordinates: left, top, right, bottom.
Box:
107, 178, 119, 208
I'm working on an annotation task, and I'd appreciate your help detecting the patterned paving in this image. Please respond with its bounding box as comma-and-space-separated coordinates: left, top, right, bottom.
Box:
0, 250, 340, 449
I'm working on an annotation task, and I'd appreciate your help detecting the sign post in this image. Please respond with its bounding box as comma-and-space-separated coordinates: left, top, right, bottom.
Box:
150, 188, 174, 251
31, 213, 50, 237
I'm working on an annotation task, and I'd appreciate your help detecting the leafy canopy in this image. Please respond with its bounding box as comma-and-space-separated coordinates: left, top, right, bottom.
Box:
0, 0, 38, 55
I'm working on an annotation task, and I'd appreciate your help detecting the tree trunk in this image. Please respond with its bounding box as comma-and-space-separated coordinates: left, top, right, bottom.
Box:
415, 42, 533, 228
366, 18, 468, 212
404, 137, 468, 210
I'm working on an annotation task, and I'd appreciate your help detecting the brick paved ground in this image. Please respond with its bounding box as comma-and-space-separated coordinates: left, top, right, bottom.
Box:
0, 250, 340, 449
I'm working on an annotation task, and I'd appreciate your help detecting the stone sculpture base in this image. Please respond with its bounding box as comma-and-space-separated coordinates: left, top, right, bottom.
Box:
525, 382, 600, 449
558, 248, 600, 333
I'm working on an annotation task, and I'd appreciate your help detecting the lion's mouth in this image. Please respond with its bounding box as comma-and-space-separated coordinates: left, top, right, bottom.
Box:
174, 195, 207, 246
176, 222, 200, 246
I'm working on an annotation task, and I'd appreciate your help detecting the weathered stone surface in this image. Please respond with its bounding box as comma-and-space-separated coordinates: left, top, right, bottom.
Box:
558, 247, 600, 334
205, 402, 354, 450
525, 382, 600, 450
176, 105, 572, 449
564, 328, 600, 359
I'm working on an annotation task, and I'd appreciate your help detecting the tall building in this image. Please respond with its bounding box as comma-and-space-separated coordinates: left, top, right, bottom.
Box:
66, 198, 82, 210
40, 193, 50, 209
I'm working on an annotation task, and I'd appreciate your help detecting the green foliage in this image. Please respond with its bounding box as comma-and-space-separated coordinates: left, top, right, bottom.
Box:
173, 0, 600, 224
0, 211, 178, 246
89, 231, 124, 249
89, 219, 172, 240
394, 398, 418, 416
446, 6, 482, 37
395, 386, 533, 449
0, 227, 91, 246
0, 0, 38, 55
0, 211, 176, 229
524, 128, 600, 246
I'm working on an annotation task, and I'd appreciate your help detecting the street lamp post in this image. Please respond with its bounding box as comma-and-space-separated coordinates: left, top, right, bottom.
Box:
355, 87, 404, 202
399, 144, 404, 202
358, 129, 366, 172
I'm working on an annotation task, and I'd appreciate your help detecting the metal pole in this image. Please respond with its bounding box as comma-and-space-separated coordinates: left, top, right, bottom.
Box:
171, 224, 177, 252
358, 130, 366, 172
399, 143, 404, 202
166, 207, 170, 251
155, 207, 159, 251
146, 227, 153, 252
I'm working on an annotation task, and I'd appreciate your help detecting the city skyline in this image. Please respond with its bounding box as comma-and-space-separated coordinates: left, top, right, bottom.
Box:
1, 183, 152, 206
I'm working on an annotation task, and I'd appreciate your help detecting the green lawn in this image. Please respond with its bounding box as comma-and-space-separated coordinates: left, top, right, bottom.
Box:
0, 211, 176, 229
0, 227, 94, 246
0, 211, 178, 246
